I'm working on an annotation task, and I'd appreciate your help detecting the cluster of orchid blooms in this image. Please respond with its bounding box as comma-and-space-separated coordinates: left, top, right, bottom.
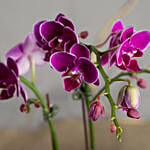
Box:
0, 13, 150, 144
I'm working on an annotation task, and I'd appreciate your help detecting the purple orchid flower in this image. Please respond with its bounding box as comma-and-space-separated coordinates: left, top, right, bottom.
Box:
50, 44, 99, 91
0, 58, 27, 102
101, 20, 150, 72
5, 33, 45, 75
33, 13, 79, 62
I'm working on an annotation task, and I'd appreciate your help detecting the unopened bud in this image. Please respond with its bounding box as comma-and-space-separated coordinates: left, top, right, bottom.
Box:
20, 103, 27, 113
88, 101, 105, 121
34, 102, 41, 108
127, 108, 140, 119
137, 78, 146, 89
110, 120, 116, 133
117, 85, 140, 109
79, 31, 88, 39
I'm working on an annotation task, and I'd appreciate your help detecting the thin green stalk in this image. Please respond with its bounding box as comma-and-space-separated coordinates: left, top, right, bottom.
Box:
81, 97, 89, 150
84, 83, 95, 150
91, 69, 150, 102
111, 78, 132, 86
88, 45, 122, 141
96, 53, 122, 141
19, 76, 59, 150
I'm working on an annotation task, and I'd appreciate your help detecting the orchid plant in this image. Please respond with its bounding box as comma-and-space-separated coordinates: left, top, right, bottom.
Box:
0, 13, 150, 150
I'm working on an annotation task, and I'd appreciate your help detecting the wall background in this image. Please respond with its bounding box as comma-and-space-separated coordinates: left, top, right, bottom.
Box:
0, 0, 149, 128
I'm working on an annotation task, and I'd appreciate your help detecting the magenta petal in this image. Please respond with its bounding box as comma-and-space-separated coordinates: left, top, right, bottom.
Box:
57, 16, 75, 30
55, 13, 65, 21
93, 79, 100, 86
64, 77, 81, 91
133, 49, 143, 57
5, 43, 23, 61
122, 54, 131, 66
40, 21, 64, 42
112, 20, 124, 32
101, 53, 109, 66
126, 59, 141, 72
70, 44, 90, 59
20, 84, 28, 103
116, 44, 124, 66
78, 57, 98, 84
59, 27, 79, 44
49, 37, 59, 48
109, 51, 117, 67
7, 58, 19, 76
34, 21, 46, 46
50, 52, 76, 72
121, 26, 134, 42
64, 40, 73, 52
130, 31, 150, 50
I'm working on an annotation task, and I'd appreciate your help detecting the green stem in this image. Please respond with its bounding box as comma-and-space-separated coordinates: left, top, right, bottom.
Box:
19, 76, 59, 150
84, 83, 95, 150
111, 78, 132, 86
91, 69, 150, 102
31, 57, 35, 84
96, 54, 122, 141
88, 45, 122, 140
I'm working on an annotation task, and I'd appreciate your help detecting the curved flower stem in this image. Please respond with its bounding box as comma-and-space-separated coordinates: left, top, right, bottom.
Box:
88, 45, 122, 140
91, 69, 150, 102
111, 78, 132, 86
19, 76, 59, 150
83, 83, 95, 150
96, 53, 122, 141
95, 32, 116, 48
100, 45, 120, 56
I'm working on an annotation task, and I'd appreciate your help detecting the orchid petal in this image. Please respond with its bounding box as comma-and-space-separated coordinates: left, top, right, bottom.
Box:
55, 13, 65, 21
122, 54, 131, 66
133, 49, 143, 57
70, 44, 90, 59
23, 33, 38, 53
121, 26, 134, 42
34, 21, 46, 46
64, 77, 81, 91
126, 59, 141, 72
0, 63, 16, 85
5, 43, 23, 61
93, 79, 100, 86
57, 16, 75, 30
78, 57, 98, 83
7, 58, 19, 76
130, 31, 150, 50
40, 21, 64, 42
101, 53, 109, 66
59, 27, 79, 44
50, 52, 76, 72
32, 49, 45, 66
112, 20, 124, 32
17, 56, 30, 75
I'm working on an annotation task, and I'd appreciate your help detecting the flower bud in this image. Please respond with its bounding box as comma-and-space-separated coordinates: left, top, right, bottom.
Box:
88, 101, 105, 121
79, 31, 88, 39
34, 102, 41, 108
117, 85, 140, 109
110, 120, 116, 133
127, 108, 140, 119
20, 103, 27, 113
137, 78, 146, 89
